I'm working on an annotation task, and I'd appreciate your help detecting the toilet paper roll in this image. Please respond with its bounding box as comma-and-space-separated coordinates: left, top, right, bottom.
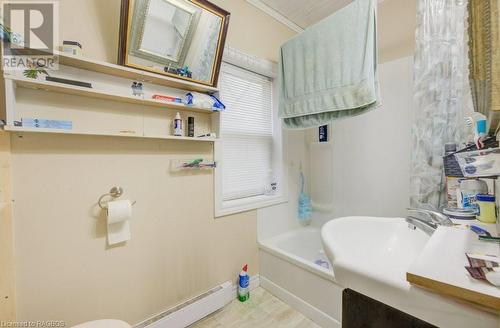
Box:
107, 200, 132, 245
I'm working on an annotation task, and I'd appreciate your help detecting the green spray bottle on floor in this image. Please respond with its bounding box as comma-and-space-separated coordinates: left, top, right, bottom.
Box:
238, 264, 250, 302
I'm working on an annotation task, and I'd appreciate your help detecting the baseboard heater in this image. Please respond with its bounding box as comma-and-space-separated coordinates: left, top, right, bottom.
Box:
135, 281, 233, 328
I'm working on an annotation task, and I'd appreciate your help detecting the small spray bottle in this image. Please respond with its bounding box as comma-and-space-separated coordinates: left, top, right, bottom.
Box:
173, 112, 183, 136
238, 264, 250, 302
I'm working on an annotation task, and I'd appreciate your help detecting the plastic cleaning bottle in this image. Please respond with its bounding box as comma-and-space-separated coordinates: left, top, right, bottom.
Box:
298, 165, 312, 225
173, 112, 183, 136
238, 264, 250, 302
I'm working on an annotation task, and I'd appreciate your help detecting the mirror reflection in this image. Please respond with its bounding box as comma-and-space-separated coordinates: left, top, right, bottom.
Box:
137, 0, 194, 63
119, 0, 230, 87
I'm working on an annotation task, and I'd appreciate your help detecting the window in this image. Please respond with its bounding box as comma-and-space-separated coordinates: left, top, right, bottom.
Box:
215, 63, 286, 217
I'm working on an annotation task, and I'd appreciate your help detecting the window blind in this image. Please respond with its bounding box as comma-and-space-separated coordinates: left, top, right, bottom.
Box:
219, 64, 274, 201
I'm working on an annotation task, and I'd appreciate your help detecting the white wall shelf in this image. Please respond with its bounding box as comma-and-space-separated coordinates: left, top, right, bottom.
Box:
7, 76, 215, 114
3, 125, 217, 143
0, 52, 221, 143
56, 51, 218, 93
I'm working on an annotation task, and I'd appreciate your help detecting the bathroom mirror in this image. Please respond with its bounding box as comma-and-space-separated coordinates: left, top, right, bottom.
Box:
118, 0, 230, 87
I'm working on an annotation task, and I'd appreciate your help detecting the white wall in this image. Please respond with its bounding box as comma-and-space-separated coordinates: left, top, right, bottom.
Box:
324, 56, 413, 220
259, 56, 414, 237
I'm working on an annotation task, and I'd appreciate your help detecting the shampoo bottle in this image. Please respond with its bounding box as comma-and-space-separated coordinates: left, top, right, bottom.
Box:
173, 112, 183, 136
238, 264, 250, 302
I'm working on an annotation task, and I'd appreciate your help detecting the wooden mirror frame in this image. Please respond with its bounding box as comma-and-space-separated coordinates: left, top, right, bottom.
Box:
118, 0, 230, 88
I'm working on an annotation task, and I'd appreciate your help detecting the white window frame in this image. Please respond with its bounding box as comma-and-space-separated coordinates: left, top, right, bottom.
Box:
214, 48, 287, 218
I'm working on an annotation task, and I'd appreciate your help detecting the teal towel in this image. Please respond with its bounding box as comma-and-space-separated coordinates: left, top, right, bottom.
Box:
279, 0, 380, 129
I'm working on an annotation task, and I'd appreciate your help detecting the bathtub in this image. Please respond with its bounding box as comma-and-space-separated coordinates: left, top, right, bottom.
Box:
259, 227, 344, 328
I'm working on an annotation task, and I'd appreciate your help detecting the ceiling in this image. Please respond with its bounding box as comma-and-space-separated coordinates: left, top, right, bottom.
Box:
247, 0, 386, 31
255, 0, 352, 30
247, 0, 417, 62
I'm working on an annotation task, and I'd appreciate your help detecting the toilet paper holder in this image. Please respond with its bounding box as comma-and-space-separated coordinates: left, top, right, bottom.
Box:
98, 186, 136, 210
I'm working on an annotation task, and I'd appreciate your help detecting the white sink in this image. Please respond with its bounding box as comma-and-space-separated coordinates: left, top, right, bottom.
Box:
321, 216, 499, 327
321, 216, 429, 288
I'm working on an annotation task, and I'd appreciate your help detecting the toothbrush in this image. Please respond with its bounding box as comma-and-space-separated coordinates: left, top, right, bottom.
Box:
468, 225, 500, 242
465, 114, 487, 149
478, 236, 500, 243
469, 225, 492, 237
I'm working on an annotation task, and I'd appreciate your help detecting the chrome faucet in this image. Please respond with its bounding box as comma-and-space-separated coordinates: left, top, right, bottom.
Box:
405, 216, 437, 236
405, 208, 453, 235
407, 208, 454, 226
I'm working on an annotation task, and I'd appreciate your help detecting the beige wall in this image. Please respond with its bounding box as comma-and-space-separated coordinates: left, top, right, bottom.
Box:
0, 132, 15, 321
10, 0, 294, 325
12, 135, 257, 325
58, 0, 295, 64
378, 0, 417, 63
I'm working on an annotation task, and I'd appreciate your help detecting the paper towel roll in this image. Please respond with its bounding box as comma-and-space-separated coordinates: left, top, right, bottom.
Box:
107, 199, 132, 245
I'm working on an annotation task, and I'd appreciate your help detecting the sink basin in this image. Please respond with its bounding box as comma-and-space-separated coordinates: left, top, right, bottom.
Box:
321, 216, 429, 288
321, 216, 499, 327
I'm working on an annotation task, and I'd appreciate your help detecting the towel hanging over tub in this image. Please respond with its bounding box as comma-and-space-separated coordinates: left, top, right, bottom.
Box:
279, 0, 380, 129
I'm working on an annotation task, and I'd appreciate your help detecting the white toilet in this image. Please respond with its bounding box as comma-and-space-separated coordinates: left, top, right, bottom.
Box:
72, 320, 131, 328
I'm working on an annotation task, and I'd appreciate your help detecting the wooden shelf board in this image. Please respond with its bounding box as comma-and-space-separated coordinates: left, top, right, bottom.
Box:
56, 51, 218, 93
407, 272, 500, 312
2, 126, 217, 143
406, 227, 500, 313
9, 76, 215, 114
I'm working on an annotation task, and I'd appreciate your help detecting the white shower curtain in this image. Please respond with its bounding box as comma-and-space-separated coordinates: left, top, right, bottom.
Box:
410, 0, 473, 207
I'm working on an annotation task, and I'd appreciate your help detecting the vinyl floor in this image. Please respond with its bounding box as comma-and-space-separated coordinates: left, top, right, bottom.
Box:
190, 287, 320, 328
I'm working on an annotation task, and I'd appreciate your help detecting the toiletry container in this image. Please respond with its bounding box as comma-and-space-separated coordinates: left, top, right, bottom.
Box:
173, 112, 183, 136
188, 116, 195, 137
458, 179, 488, 211
62, 40, 82, 56
442, 207, 477, 220
264, 169, 278, 195
443, 143, 459, 207
476, 194, 497, 223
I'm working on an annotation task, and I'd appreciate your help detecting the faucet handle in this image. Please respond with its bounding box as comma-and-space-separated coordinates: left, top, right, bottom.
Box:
407, 208, 453, 226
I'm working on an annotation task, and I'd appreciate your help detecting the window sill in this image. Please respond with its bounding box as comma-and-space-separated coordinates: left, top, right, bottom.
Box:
215, 194, 287, 218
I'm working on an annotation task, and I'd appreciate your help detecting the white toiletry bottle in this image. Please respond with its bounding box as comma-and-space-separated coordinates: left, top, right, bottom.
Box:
264, 169, 278, 195
173, 112, 183, 136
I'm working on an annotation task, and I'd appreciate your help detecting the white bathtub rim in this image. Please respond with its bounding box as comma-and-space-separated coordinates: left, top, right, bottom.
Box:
260, 276, 341, 328
258, 237, 337, 283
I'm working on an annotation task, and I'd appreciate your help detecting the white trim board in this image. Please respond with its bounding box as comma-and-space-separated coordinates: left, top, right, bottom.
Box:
246, 0, 304, 33
135, 276, 260, 328
223, 46, 278, 78
134, 282, 233, 328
